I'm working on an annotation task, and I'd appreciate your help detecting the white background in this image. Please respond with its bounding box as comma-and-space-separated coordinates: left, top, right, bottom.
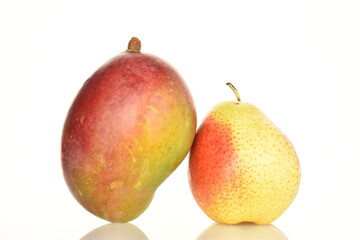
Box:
1, 0, 360, 239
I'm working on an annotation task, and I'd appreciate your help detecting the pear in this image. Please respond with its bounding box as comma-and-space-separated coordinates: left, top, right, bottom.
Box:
62, 37, 196, 222
189, 83, 300, 224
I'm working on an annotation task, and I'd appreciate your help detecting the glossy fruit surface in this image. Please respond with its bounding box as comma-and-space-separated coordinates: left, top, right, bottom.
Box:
62, 37, 196, 222
189, 83, 300, 224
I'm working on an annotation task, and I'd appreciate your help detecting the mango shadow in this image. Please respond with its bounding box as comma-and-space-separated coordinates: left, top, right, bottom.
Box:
81, 223, 148, 240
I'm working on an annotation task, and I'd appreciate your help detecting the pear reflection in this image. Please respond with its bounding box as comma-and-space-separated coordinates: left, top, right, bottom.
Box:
81, 223, 149, 240
197, 223, 287, 240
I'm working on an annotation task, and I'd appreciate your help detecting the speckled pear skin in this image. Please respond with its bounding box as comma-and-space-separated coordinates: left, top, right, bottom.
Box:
189, 101, 300, 224
61, 38, 196, 223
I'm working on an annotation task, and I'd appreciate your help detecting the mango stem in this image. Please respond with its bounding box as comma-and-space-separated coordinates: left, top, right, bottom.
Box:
226, 82, 241, 102
127, 37, 141, 52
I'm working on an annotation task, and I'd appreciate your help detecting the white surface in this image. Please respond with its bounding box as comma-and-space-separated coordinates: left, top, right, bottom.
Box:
1, 0, 360, 239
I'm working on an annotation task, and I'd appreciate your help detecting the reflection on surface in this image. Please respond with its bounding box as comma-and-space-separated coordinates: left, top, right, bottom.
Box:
197, 222, 287, 240
81, 223, 149, 240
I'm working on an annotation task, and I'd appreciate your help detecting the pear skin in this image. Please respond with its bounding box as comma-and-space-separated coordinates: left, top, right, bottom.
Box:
189, 83, 300, 224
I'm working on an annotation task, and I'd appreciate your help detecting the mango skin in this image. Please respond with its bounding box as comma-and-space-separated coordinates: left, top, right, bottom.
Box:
189, 102, 300, 224
62, 50, 196, 222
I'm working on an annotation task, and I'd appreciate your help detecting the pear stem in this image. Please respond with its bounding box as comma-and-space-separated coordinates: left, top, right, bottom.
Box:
226, 82, 241, 102
127, 37, 141, 52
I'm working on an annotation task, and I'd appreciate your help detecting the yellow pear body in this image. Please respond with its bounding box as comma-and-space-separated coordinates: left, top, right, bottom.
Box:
189, 101, 300, 224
